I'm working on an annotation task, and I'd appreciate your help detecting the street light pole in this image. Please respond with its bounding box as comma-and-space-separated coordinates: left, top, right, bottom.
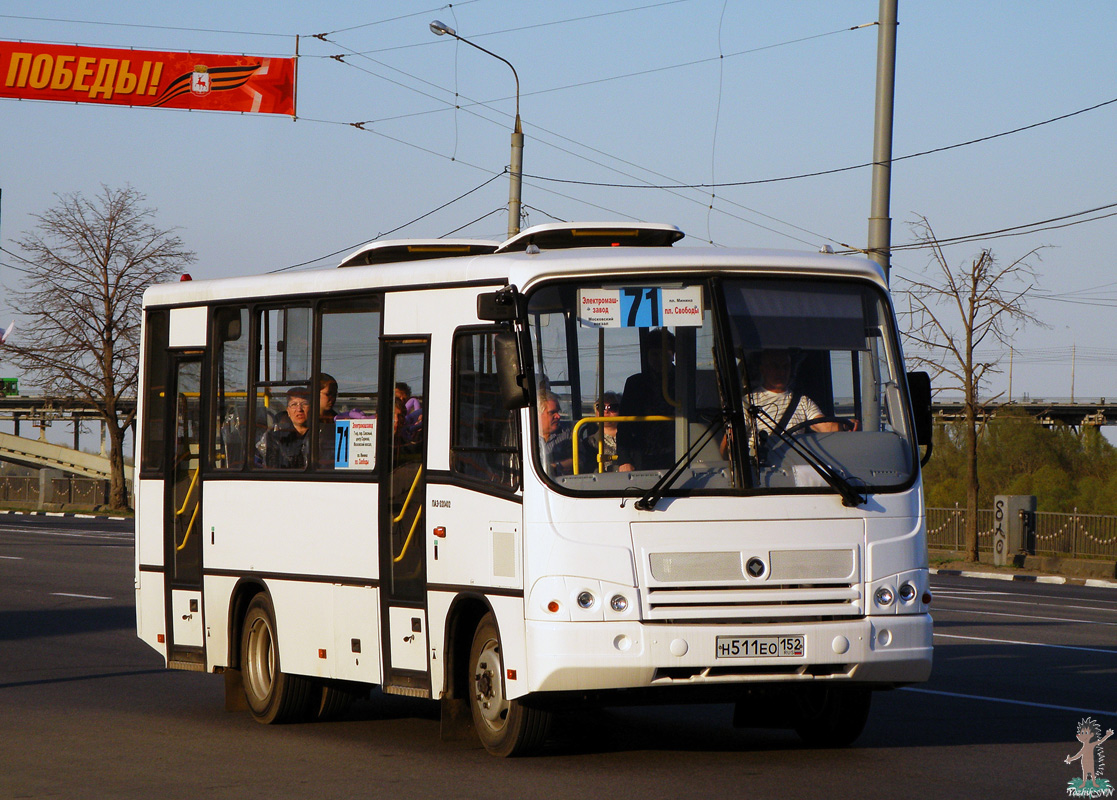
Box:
430, 20, 523, 239
867, 0, 898, 282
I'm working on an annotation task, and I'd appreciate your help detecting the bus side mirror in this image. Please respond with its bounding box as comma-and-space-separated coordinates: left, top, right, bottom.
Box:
907, 370, 933, 452
495, 332, 530, 410
477, 288, 524, 322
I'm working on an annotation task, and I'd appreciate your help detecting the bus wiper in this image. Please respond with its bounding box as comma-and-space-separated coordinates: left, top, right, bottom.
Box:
634, 415, 725, 511
749, 406, 866, 508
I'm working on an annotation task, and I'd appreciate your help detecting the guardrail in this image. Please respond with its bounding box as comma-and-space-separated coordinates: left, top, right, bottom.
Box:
927, 506, 1117, 560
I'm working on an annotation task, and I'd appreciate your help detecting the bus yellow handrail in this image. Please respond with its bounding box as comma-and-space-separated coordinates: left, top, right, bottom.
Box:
176, 502, 200, 552
392, 464, 423, 524
392, 505, 423, 564
571, 415, 672, 474
175, 466, 200, 516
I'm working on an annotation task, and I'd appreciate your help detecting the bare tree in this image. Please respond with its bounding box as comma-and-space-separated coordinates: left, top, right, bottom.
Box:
3, 185, 195, 509
897, 216, 1043, 561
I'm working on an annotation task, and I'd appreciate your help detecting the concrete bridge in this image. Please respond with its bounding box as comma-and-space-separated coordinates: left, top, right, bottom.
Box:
0, 395, 135, 481
0, 431, 130, 482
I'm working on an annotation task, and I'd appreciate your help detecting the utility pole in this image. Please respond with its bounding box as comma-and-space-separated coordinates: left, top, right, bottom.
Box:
867, 0, 898, 282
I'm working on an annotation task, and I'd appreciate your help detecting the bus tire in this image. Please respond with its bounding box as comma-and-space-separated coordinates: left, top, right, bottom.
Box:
792, 685, 871, 747
240, 593, 313, 724
468, 612, 550, 757
315, 680, 363, 721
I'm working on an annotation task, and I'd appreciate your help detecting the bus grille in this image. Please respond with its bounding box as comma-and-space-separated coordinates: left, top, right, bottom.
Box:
644, 583, 863, 622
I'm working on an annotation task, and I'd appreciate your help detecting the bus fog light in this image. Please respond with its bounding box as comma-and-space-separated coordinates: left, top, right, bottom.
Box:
898, 582, 917, 603
613, 634, 631, 652
576, 591, 595, 609
875, 586, 895, 607
877, 628, 892, 647
609, 594, 628, 612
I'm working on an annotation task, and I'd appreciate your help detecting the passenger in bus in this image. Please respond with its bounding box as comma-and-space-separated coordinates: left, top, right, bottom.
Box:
262, 387, 312, 469
395, 382, 423, 440
582, 392, 622, 472
618, 328, 676, 471
317, 374, 338, 468
721, 348, 838, 460
537, 389, 575, 476
319, 374, 338, 421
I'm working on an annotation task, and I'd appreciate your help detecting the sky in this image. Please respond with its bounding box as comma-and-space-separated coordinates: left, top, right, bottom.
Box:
0, 0, 1115, 410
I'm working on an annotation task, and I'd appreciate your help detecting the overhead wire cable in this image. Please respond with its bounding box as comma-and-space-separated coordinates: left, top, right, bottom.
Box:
521, 96, 1117, 190
268, 172, 506, 273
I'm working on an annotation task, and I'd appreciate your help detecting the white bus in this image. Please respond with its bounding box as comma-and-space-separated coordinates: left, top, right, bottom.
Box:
135, 222, 933, 756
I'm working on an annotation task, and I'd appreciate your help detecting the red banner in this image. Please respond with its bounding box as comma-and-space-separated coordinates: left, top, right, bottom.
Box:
0, 42, 296, 115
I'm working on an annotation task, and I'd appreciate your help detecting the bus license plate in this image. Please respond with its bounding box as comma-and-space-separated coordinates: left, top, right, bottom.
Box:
715, 635, 804, 658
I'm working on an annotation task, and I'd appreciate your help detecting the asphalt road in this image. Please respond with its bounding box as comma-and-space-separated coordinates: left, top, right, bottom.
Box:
1, 513, 1115, 799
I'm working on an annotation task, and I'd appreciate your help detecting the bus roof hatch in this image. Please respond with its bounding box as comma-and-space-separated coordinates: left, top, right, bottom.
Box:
338, 239, 500, 268
494, 222, 684, 253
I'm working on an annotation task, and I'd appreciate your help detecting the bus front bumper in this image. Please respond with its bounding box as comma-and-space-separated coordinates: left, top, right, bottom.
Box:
524, 614, 932, 694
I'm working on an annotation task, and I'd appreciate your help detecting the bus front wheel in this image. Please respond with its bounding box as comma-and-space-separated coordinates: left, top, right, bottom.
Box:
240, 593, 313, 724
468, 613, 550, 756
792, 685, 871, 747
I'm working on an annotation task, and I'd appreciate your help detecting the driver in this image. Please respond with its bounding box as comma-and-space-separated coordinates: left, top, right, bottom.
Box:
722, 349, 837, 458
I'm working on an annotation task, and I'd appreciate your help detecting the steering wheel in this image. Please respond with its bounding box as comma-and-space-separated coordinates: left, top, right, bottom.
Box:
780, 416, 857, 437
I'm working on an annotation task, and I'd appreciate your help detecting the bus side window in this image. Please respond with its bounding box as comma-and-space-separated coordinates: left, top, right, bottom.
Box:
212, 306, 249, 470
451, 329, 521, 491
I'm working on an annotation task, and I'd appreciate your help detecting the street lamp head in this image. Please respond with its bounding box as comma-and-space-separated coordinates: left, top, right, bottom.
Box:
429, 20, 456, 37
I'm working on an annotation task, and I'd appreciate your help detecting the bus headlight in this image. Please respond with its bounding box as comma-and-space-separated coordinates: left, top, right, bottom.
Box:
874, 586, 895, 607
898, 581, 917, 603
576, 591, 596, 609
609, 594, 628, 613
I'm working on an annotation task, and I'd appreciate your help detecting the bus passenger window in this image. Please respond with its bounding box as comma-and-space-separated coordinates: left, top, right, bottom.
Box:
319, 297, 381, 471
451, 330, 521, 491
212, 307, 249, 470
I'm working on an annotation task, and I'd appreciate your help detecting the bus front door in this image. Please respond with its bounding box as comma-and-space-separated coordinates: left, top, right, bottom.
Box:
164, 353, 206, 670
378, 340, 431, 696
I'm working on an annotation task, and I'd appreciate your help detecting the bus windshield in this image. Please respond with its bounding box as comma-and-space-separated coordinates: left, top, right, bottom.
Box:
526, 276, 917, 497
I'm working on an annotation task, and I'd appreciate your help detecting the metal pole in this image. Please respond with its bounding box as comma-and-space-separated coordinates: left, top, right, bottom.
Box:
867, 0, 898, 281
431, 21, 523, 237
509, 116, 524, 238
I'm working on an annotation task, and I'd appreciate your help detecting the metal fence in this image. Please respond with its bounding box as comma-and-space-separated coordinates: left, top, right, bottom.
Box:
0, 475, 110, 508
927, 506, 1117, 560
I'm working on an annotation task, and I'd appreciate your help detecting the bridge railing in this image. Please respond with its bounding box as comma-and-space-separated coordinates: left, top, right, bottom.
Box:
927, 506, 1117, 560
0, 475, 113, 508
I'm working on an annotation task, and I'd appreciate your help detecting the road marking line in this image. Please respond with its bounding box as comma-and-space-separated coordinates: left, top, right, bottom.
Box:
901, 686, 1113, 717
933, 595, 1117, 614
931, 607, 1117, 625
935, 632, 1117, 656
0, 555, 23, 560
902, 683, 1112, 715
51, 592, 112, 600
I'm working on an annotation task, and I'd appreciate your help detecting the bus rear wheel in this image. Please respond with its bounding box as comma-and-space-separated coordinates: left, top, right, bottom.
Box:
468, 612, 550, 757
792, 685, 871, 747
240, 593, 313, 724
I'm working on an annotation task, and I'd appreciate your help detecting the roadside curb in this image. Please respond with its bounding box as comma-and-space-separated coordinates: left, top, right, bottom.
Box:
0, 509, 128, 521
930, 567, 1117, 590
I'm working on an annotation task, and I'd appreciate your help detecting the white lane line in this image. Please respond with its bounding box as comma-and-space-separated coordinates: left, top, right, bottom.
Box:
931, 607, 1117, 626
51, 592, 113, 600
0, 555, 23, 560
935, 632, 1117, 656
932, 585, 1117, 606
934, 596, 1117, 615
0, 528, 132, 540
901, 686, 1113, 717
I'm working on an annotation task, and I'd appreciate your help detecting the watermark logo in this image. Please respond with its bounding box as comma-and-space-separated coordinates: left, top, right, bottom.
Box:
1066, 717, 1113, 797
